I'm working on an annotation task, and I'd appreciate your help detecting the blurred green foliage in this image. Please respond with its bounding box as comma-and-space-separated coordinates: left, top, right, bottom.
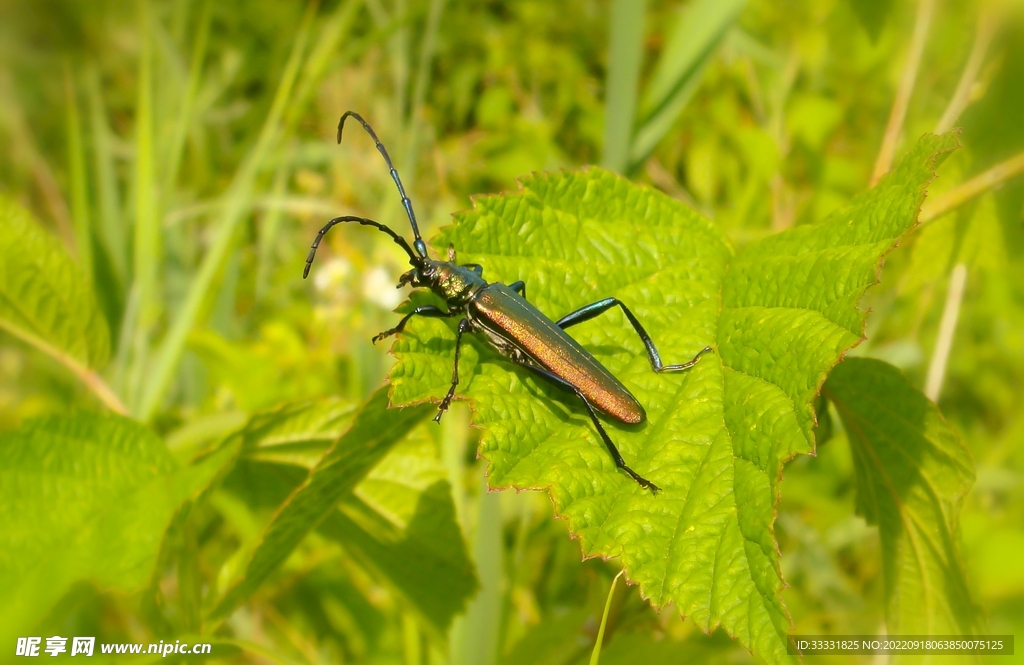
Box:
0, 0, 1022, 663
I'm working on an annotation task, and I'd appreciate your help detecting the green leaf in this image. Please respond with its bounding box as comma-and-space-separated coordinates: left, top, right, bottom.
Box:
0, 412, 224, 643
239, 397, 357, 467
500, 608, 592, 665
389, 132, 958, 663
209, 386, 433, 619
823, 357, 979, 634
320, 430, 478, 633
0, 195, 110, 369
846, 0, 894, 42
218, 398, 475, 633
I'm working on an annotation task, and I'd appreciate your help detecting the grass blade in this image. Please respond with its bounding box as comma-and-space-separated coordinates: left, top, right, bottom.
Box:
254, 151, 291, 301
137, 2, 317, 421
630, 0, 746, 165
208, 387, 432, 620
456, 478, 502, 665
64, 65, 92, 280
590, 570, 625, 665
86, 67, 127, 284
164, 0, 211, 195
132, 0, 158, 328
287, 0, 363, 128
126, 0, 159, 411
602, 0, 647, 173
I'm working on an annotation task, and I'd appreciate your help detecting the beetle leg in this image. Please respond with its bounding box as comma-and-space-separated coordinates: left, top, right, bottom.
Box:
508, 281, 527, 299
555, 298, 712, 373
435, 318, 472, 423
372, 305, 457, 344
463, 263, 484, 275
513, 360, 660, 494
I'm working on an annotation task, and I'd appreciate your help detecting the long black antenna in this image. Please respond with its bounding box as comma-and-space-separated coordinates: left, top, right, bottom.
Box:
304, 216, 417, 278
338, 111, 428, 258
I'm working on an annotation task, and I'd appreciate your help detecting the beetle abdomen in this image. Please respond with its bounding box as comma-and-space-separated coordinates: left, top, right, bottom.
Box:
470, 284, 646, 424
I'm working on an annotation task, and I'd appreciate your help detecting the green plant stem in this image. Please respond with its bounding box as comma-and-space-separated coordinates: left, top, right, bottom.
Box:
590, 570, 625, 665
935, 8, 998, 134
402, 613, 422, 665
86, 68, 127, 283
136, 3, 315, 421
404, 0, 446, 170
163, 0, 211, 195
132, 0, 158, 332
0, 323, 127, 415
870, 0, 935, 185
925, 263, 967, 401
919, 150, 1024, 224
64, 65, 92, 279
457, 477, 502, 665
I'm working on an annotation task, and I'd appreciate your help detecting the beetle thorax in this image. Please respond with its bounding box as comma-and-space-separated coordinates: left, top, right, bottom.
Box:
428, 261, 485, 305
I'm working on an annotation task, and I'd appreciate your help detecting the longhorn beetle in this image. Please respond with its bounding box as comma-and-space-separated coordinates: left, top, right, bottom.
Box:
304, 111, 712, 493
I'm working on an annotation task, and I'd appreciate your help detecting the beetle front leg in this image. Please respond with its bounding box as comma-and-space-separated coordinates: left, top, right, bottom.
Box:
555, 298, 712, 373
372, 305, 457, 344
435, 318, 472, 423
514, 360, 660, 494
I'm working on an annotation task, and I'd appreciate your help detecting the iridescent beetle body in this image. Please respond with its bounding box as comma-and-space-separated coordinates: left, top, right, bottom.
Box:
304, 112, 712, 493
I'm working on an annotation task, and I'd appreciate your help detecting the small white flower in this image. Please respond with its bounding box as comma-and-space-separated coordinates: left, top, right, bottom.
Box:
313, 256, 353, 293
363, 265, 404, 309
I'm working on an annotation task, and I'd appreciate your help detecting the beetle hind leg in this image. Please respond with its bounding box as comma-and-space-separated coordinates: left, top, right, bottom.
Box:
514, 360, 660, 494
555, 298, 712, 373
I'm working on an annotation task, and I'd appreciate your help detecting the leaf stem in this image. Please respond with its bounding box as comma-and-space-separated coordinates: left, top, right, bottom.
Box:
919, 150, 1024, 224
0, 323, 128, 415
934, 9, 999, 134
925, 263, 967, 401
590, 569, 624, 665
871, 0, 935, 185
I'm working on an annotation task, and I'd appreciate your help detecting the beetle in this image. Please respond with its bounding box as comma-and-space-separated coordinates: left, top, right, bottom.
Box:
304, 111, 712, 493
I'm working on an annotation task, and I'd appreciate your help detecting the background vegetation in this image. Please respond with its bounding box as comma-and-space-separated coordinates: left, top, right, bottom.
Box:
0, 0, 1021, 663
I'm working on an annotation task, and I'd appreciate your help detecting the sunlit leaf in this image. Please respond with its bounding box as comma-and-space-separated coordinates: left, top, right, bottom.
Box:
321, 431, 478, 633
389, 133, 958, 663
219, 398, 476, 633
824, 357, 978, 634
209, 386, 432, 619
0, 195, 110, 369
0, 413, 226, 643
239, 397, 357, 467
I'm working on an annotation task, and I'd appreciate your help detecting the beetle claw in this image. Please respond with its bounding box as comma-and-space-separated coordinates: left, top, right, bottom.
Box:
371, 329, 395, 344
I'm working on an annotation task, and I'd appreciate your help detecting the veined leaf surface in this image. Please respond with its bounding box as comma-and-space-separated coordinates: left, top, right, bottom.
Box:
389, 133, 957, 662
0, 195, 110, 369
0, 413, 225, 643
824, 357, 978, 635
